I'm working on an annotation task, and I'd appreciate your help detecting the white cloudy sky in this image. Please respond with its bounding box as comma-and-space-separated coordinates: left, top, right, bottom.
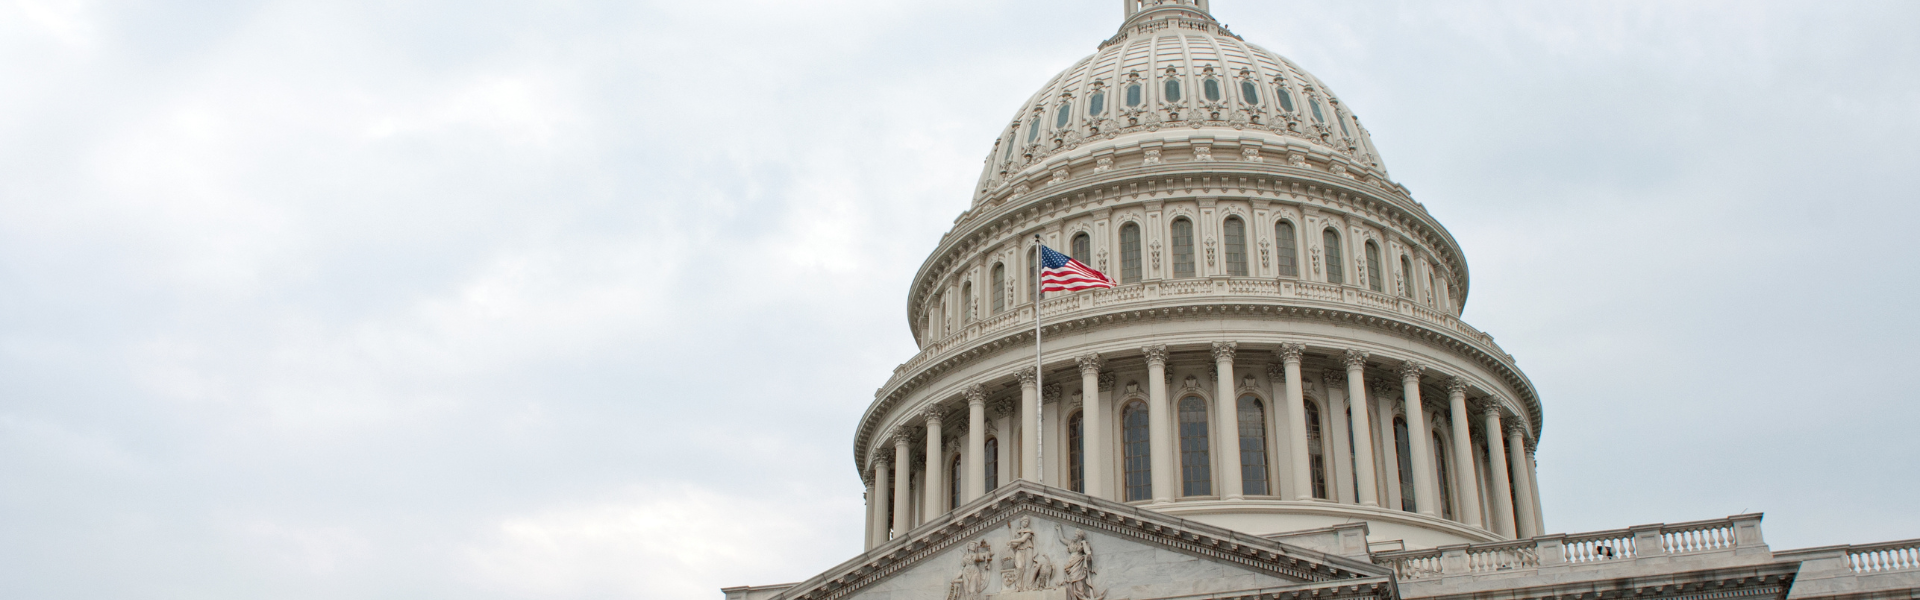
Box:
2, 0, 1918, 598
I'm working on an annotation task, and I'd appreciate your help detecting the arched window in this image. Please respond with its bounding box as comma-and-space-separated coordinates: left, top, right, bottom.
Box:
1398, 256, 1414, 298
1120, 223, 1143, 283
1203, 78, 1222, 102
1164, 78, 1183, 103
1323, 229, 1345, 285
1071, 232, 1091, 263
1170, 218, 1196, 278
1027, 116, 1042, 143
1068, 411, 1085, 493
1223, 217, 1248, 276
985, 437, 1000, 492
950, 454, 963, 510
1433, 431, 1455, 520
1304, 399, 1328, 499
1126, 83, 1143, 108
990, 263, 1006, 314
1089, 91, 1107, 116
1055, 103, 1072, 129
961, 282, 974, 323
1179, 396, 1212, 496
1275, 220, 1299, 277
1364, 242, 1384, 293
1310, 98, 1326, 123
1277, 86, 1296, 112
1237, 395, 1269, 496
1123, 400, 1151, 501
1240, 80, 1261, 105
1426, 263, 1439, 306
1394, 417, 1416, 512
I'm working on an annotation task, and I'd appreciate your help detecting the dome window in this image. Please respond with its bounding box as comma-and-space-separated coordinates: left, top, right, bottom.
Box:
1027, 117, 1042, 143
1164, 78, 1183, 102
1089, 91, 1106, 116
1277, 87, 1296, 112
1203, 78, 1222, 102
1339, 112, 1352, 136
1310, 98, 1326, 123
1323, 228, 1345, 284
1126, 83, 1143, 108
1055, 103, 1072, 129
1240, 81, 1260, 105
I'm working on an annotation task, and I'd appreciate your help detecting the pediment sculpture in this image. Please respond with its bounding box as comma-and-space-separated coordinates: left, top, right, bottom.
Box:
949, 516, 1108, 600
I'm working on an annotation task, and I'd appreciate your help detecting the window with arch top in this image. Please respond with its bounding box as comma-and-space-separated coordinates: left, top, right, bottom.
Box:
1179, 396, 1212, 496
1364, 242, 1384, 293
990, 263, 1006, 314
1068, 410, 1085, 493
1275, 220, 1299, 277
1170, 218, 1196, 279
1055, 103, 1072, 129
1398, 256, 1414, 298
1123, 400, 1152, 501
1223, 216, 1248, 276
1120, 223, 1143, 283
1323, 228, 1345, 285
1433, 430, 1455, 520
1071, 232, 1091, 263
1237, 395, 1269, 496
961, 281, 975, 323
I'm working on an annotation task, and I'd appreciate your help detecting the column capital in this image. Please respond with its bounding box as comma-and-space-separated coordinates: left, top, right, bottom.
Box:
1446, 377, 1470, 396
1077, 353, 1105, 376
1505, 422, 1529, 439
1098, 372, 1116, 392
1211, 341, 1238, 363
1015, 367, 1038, 388
872, 453, 892, 470
893, 429, 913, 447
1142, 344, 1169, 367
1276, 342, 1306, 364
921, 408, 944, 426
1482, 404, 1505, 421
1343, 349, 1371, 370
1398, 360, 1426, 383
1321, 369, 1347, 387
965, 384, 990, 406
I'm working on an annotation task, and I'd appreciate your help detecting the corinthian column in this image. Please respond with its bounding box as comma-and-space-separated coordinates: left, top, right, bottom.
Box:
1344, 350, 1380, 507
966, 385, 987, 502
871, 455, 892, 546
1212, 342, 1244, 499
1144, 344, 1173, 504
1276, 344, 1312, 500
1400, 361, 1437, 516
923, 409, 945, 520
892, 431, 911, 535
1508, 424, 1539, 538
1446, 378, 1483, 527
1016, 368, 1039, 482
1077, 354, 1108, 500
1484, 406, 1517, 537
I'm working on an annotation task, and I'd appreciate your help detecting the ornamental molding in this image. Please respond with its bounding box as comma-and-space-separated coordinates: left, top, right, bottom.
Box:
1277, 342, 1306, 364
1076, 353, 1105, 375
1211, 341, 1238, 363
1398, 361, 1426, 382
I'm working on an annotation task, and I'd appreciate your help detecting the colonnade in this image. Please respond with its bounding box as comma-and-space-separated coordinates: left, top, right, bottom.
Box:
862, 343, 1545, 550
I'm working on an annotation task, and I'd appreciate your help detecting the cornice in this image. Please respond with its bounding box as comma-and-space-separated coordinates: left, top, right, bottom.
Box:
855, 296, 1543, 473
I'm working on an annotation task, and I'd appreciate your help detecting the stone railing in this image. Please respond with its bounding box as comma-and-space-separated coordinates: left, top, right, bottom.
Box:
893, 277, 1508, 387
1373, 514, 1766, 582
1848, 540, 1920, 573
1774, 538, 1920, 599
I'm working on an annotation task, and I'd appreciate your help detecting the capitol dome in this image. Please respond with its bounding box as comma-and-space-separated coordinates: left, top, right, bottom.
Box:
855, 0, 1545, 552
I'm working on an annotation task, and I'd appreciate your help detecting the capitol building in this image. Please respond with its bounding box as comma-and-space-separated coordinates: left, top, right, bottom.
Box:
725, 3, 1920, 600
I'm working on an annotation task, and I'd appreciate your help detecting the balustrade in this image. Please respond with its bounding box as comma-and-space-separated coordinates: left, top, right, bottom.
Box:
1849, 540, 1920, 574
1662, 521, 1737, 554
1562, 530, 1637, 563
1374, 515, 1763, 582
1466, 541, 1539, 573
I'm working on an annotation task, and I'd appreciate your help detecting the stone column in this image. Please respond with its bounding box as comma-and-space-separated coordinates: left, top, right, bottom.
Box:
1265, 362, 1292, 499
1528, 447, 1546, 535
871, 455, 892, 546
1446, 378, 1484, 528
1078, 354, 1108, 500
1375, 379, 1403, 511
1098, 372, 1117, 496
1399, 362, 1437, 516
965, 385, 988, 502
892, 432, 912, 536
923, 409, 945, 521
1344, 350, 1380, 507
993, 399, 1014, 490
1144, 344, 1174, 504
1017, 368, 1040, 482
1277, 344, 1312, 500
1509, 425, 1540, 538
1212, 342, 1244, 499
1325, 370, 1356, 504
863, 477, 875, 550
1483, 407, 1517, 537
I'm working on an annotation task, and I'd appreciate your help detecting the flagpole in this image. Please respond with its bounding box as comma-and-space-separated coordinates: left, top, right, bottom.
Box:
1033, 235, 1044, 486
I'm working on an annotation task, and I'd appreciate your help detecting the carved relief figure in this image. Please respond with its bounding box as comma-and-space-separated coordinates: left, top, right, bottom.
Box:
947, 539, 994, 600
1056, 525, 1108, 600
1006, 517, 1038, 590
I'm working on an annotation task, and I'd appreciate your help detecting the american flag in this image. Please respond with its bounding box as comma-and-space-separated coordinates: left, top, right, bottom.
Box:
1038, 245, 1116, 293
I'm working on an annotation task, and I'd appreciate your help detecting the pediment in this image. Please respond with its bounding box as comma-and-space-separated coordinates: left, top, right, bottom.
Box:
775, 482, 1394, 600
